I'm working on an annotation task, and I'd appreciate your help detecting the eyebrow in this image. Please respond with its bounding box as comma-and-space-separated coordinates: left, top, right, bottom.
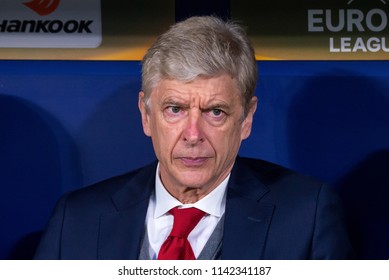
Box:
161, 97, 190, 109
160, 92, 233, 111
201, 100, 231, 110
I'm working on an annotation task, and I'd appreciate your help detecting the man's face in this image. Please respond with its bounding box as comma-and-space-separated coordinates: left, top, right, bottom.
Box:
139, 74, 257, 198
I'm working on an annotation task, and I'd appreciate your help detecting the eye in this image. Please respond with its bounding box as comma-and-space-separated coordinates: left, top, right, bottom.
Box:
211, 109, 222, 116
163, 105, 186, 122
167, 106, 181, 114
203, 107, 227, 125
207, 108, 225, 117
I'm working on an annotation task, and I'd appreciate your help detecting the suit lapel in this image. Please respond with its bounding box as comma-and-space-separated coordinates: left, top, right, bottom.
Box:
98, 203, 149, 259
95, 158, 275, 259
221, 157, 275, 260
98, 163, 156, 259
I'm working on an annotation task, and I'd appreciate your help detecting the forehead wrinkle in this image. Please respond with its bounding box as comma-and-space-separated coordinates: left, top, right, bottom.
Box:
162, 87, 216, 106
199, 95, 230, 109
156, 75, 241, 108
159, 87, 191, 104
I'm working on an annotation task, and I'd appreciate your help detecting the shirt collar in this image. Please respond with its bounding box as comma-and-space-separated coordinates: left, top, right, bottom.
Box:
154, 163, 228, 219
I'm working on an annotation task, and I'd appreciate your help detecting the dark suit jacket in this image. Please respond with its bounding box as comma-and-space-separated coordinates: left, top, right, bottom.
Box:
34, 157, 353, 259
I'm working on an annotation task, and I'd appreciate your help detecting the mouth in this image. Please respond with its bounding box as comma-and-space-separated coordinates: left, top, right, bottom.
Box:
179, 157, 209, 167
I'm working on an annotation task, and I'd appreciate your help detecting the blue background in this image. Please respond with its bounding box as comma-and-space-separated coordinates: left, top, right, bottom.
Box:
1, 0, 389, 259
1, 60, 388, 260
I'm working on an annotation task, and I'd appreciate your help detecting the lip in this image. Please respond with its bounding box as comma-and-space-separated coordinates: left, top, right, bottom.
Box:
179, 157, 209, 167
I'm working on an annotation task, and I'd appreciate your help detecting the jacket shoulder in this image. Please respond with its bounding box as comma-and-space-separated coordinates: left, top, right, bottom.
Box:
236, 156, 323, 188
64, 162, 157, 210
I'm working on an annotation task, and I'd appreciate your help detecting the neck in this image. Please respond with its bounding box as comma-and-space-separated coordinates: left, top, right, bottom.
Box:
164, 186, 215, 204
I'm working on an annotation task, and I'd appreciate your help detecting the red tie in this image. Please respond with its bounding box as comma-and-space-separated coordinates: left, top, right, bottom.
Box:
157, 207, 205, 260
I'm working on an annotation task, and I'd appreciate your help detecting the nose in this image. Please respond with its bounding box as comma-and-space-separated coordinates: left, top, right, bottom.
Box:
182, 109, 204, 145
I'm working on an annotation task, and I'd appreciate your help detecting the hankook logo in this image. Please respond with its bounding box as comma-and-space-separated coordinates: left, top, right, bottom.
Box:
307, 0, 389, 53
23, 0, 61, 16
0, 0, 101, 48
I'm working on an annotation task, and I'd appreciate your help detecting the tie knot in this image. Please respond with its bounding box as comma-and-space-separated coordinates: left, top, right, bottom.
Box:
169, 207, 205, 238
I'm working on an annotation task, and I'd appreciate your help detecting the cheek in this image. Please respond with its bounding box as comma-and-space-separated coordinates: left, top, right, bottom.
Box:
208, 125, 242, 151
152, 121, 182, 150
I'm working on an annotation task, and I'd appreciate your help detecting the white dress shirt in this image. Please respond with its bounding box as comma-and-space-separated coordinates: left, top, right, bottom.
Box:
145, 163, 228, 259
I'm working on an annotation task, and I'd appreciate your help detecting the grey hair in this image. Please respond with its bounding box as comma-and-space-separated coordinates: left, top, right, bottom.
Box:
141, 16, 257, 116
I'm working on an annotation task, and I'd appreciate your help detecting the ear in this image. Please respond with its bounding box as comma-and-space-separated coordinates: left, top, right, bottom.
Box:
241, 96, 258, 140
138, 91, 151, 137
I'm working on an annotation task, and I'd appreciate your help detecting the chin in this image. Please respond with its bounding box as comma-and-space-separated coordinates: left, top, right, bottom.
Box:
177, 174, 210, 188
